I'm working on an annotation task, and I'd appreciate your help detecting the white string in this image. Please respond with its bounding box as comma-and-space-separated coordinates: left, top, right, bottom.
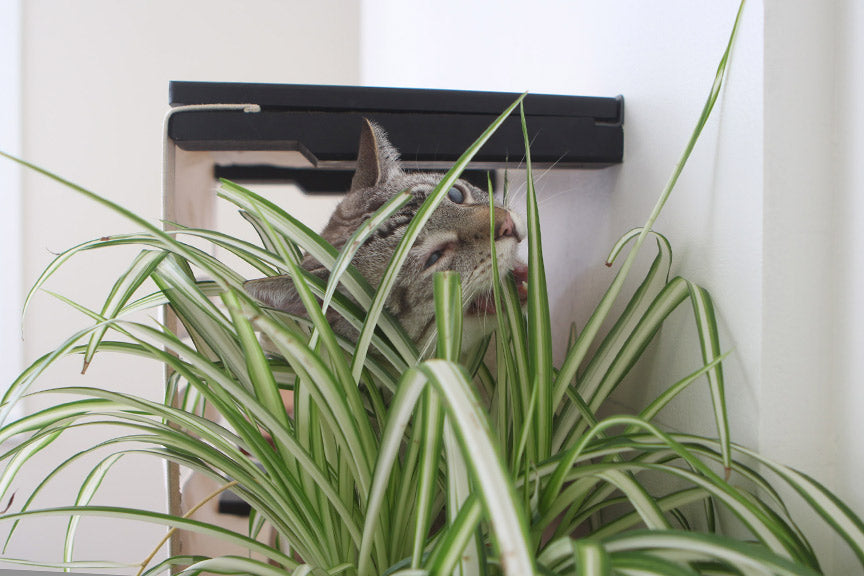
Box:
161, 103, 261, 228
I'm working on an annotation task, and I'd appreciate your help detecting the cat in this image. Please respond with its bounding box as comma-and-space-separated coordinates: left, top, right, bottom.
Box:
244, 119, 528, 353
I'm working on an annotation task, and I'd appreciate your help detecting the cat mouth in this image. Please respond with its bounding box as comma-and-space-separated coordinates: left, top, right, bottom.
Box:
467, 262, 529, 316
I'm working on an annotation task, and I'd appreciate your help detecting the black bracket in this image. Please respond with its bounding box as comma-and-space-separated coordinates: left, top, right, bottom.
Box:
168, 82, 623, 192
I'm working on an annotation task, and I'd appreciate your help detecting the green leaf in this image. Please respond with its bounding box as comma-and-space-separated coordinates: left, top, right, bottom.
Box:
687, 283, 730, 475
1, 506, 297, 568
434, 271, 463, 362
252, 312, 375, 499
82, 249, 166, 373
350, 92, 527, 381
411, 387, 444, 570
541, 416, 802, 560
552, 0, 745, 419
518, 103, 554, 461
175, 555, 301, 576
0, 557, 137, 571
358, 368, 428, 576
424, 495, 483, 575
553, 277, 689, 451
1, 320, 109, 426
220, 290, 288, 428
605, 530, 820, 576
64, 453, 124, 565
21, 233, 158, 324
0, 428, 62, 507
421, 360, 535, 575
539, 538, 612, 576
169, 223, 279, 276
680, 435, 864, 570
219, 179, 419, 366
321, 189, 413, 317
609, 551, 702, 576
556, 230, 672, 409
637, 353, 730, 424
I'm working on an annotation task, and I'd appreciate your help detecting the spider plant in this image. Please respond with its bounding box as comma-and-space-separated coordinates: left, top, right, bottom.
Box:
1, 1, 863, 574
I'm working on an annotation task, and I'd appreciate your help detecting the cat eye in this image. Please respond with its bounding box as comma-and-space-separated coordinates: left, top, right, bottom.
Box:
424, 250, 444, 269
447, 186, 465, 204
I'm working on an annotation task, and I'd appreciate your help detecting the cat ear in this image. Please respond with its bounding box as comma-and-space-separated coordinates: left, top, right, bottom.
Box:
350, 119, 403, 192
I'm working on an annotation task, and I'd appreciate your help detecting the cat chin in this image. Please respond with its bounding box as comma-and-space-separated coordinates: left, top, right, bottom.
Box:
413, 261, 529, 356
464, 261, 529, 316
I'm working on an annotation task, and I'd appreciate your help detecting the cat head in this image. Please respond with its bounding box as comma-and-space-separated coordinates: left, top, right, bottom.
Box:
245, 119, 527, 349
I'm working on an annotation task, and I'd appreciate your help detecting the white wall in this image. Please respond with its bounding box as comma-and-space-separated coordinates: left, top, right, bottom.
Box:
761, 1, 864, 571
362, 0, 763, 447
362, 1, 864, 571
823, 0, 864, 569
9, 1, 360, 571
0, 0, 22, 422
761, 0, 841, 566
361, 1, 859, 573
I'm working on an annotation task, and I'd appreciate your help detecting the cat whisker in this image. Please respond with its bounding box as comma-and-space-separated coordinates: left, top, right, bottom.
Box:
497, 147, 569, 210
534, 152, 568, 185
418, 335, 437, 360
535, 185, 591, 207
509, 182, 591, 215
507, 183, 529, 208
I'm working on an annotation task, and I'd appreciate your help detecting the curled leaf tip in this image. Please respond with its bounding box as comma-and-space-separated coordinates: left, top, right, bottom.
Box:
1, 493, 15, 514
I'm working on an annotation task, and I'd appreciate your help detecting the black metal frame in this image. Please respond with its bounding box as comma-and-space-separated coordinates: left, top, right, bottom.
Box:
169, 82, 623, 190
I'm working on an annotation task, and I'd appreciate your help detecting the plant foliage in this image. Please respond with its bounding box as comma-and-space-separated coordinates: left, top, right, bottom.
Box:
2, 1, 864, 574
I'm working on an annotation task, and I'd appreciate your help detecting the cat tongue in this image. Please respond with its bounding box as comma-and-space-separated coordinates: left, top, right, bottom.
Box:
469, 264, 530, 316
512, 263, 529, 303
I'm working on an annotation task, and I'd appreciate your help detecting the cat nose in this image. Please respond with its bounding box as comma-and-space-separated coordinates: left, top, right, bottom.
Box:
494, 209, 523, 242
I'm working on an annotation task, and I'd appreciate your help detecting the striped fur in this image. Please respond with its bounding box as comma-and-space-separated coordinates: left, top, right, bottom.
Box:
246, 120, 525, 351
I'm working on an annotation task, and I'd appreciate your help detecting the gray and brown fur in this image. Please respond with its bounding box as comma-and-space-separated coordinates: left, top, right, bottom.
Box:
244, 119, 525, 350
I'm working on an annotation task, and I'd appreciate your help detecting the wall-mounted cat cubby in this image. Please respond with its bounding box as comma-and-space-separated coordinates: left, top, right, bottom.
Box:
166, 81, 623, 199
161, 81, 624, 557
169, 81, 623, 161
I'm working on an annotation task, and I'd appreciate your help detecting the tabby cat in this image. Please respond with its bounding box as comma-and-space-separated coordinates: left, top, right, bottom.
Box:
244, 119, 528, 351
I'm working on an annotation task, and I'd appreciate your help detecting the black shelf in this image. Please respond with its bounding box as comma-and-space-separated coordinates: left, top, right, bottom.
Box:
168, 82, 623, 172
